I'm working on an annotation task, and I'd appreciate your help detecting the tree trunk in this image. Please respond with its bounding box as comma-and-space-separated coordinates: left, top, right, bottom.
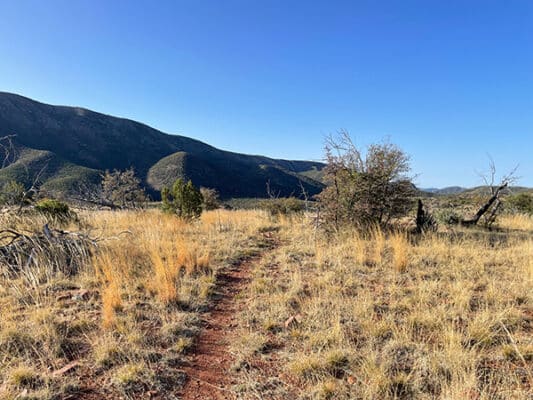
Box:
415, 199, 424, 233
461, 183, 508, 226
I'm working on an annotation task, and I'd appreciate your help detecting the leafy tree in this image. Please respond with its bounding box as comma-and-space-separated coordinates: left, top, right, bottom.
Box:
317, 132, 415, 230
200, 187, 220, 211
101, 168, 147, 209
162, 178, 203, 219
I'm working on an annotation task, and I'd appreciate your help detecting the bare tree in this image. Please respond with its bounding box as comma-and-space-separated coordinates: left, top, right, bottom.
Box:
0, 135, 18, 168
200, 187, 220, 210
461, 158, 519, 227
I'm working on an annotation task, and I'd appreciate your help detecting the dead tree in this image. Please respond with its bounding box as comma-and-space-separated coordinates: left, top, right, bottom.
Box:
460, 183, 508, 226
460, 159, 518, 227
0, 135, 18, 168
0, 225, 131, 277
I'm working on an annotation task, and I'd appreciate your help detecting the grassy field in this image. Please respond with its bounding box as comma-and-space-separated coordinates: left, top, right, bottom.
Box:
0, 209, 272, 399
233, 214, 533, 399
0, 209, 531, 399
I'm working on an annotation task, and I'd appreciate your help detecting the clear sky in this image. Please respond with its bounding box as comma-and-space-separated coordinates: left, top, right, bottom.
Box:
0, 0, 531, 187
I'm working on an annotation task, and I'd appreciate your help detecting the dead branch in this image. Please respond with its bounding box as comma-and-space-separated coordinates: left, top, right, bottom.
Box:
460, 160, 519, 227
0, 134, 18, 168
415, 199, 437, 233
0, 224, 99, 276
461, 183, 508, 226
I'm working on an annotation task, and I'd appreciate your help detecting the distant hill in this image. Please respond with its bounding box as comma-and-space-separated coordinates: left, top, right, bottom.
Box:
420, 186, 467, 195
420, 185, 531, 197
0, 92, 325, 198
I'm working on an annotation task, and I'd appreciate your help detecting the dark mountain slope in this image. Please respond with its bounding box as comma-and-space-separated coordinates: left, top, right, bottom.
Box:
0, 92, 324, 198
0, 142, 101, 194
147, 151, 322, 198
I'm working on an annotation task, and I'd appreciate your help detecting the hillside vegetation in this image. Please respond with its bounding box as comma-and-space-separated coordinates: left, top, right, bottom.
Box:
0, 92, 324, 198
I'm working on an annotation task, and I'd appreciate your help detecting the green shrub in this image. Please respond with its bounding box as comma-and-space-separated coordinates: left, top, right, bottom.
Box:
317, 133, 415, 230
435, 208, 461, 225
262, 197, 306, 216
161, 178, 203, 219
506, 193, 533, 215
35, 198, 75, 223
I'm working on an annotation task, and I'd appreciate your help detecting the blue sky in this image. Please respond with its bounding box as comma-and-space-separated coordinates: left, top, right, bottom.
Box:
0, 0, 531, 187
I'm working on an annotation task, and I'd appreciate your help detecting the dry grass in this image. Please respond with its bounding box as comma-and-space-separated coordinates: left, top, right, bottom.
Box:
498, 213, 533, 231
232, 213, 533, 399
1, 207, 531, 399
390, 231, 410, 273
0, 208, 272, 399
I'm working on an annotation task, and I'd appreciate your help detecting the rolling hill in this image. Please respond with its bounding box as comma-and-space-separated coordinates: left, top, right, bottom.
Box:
0, 92, 324, 198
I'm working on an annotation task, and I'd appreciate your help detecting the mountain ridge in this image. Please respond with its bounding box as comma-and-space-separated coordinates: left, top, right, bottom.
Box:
0, 92, 325, 198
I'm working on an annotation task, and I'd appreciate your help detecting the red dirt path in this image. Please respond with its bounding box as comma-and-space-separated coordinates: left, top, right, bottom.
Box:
179, 234, 277, 400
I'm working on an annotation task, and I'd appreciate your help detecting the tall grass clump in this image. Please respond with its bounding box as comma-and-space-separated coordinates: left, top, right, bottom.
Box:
369, 225, 385, 266
389, 231, 410, 272
94, 252, 123, 329
149, 244, 179, 304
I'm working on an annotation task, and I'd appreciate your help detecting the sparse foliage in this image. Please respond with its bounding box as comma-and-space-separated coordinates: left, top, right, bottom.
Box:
317, 131, 415, 230
0, 180, 27, 206
263, 197, 305, 216
161, 178, 203, 219
200, 187, 220, 211
101, 168, 147, 209
506, 192, 533, 215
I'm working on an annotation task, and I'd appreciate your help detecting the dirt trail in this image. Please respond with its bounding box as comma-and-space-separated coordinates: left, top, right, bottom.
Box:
179, 233, 277, 400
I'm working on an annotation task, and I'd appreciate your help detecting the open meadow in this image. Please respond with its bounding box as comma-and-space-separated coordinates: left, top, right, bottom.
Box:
0, 208, 531, 399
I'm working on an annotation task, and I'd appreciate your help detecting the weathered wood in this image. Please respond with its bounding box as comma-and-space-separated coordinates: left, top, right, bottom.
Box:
461, 183, 508, 226
415, 199, 437, 233
416, 199, 424, 233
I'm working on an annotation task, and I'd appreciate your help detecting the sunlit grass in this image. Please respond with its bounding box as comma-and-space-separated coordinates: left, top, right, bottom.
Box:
233, 216, 533, 399
0, 208, 272, 398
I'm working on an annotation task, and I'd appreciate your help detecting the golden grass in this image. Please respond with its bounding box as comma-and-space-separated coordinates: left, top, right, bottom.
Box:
389, 231, 410, 273
232, 215, 533, 399
1, 207, 531, 399
0, 208, 273, 399
498, 213, 533, 231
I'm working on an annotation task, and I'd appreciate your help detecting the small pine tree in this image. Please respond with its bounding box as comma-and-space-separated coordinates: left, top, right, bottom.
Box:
162, 178, 203, 219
